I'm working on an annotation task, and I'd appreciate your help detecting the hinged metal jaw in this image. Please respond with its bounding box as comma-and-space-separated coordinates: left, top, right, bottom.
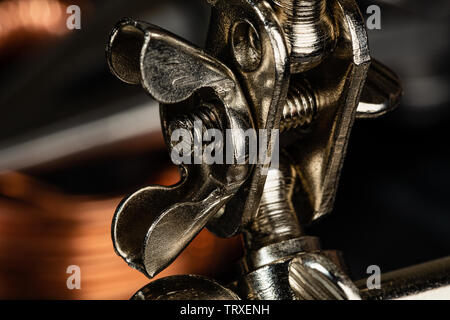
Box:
105, 0, 402, 298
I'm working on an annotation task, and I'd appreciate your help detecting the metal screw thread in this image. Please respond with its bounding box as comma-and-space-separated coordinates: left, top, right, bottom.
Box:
245, 161, 303, 250
280, 79, 317, 132
271, 0, 336, 73
169, 104, 220, 134
167, 105, 222, 152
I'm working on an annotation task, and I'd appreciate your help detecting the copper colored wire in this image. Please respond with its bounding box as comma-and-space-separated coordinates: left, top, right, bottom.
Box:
0, 169, 242, 299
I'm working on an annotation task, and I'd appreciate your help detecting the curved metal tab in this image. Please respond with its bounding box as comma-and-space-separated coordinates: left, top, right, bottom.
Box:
107, 18, 254, 278
357, 59, 403, 119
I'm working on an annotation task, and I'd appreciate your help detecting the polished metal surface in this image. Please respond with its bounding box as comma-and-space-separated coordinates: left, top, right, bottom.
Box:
236, 253, 361, 300
244, 156, 303, 250
271, 0, 337, 73
239, 237, 321, 274
357, 59, 403, 119
107, 18, 254, 278
280, 79, 317, 132
132, 275, 240, 300
357, 257, 450, 300
284, 0, 371, 224
205, 0, 290, 237
235, 156, 360, 300
279, 59, 402, 131
205, 0, 402, 235
288, 253, 361, 300
104, 0, 413, 300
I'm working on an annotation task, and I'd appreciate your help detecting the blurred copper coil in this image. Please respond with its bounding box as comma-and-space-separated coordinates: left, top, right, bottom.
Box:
0, 0, 67, 39
0, 168, 243, 299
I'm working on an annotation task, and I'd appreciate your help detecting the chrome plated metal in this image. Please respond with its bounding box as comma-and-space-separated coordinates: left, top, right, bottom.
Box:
279, 59, 401, 131
205, 0, 290, 237
289, 253, 361, 300
284, 0, 371, 224
357, 257, 450, 300
239, 237, 321, 274
105, 0, 409, 300
357, 59, 403, 119
244, 155, 303, 250
107, 18, 254, 278
235, 252, 361, 300
132, 275, 240, 300
206, 0, 402, 234
271, 0, 337, 73
235, 156, 361, 300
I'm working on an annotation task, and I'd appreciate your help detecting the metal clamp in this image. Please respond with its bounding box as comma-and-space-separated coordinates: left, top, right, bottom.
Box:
105, 0, 404, 299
